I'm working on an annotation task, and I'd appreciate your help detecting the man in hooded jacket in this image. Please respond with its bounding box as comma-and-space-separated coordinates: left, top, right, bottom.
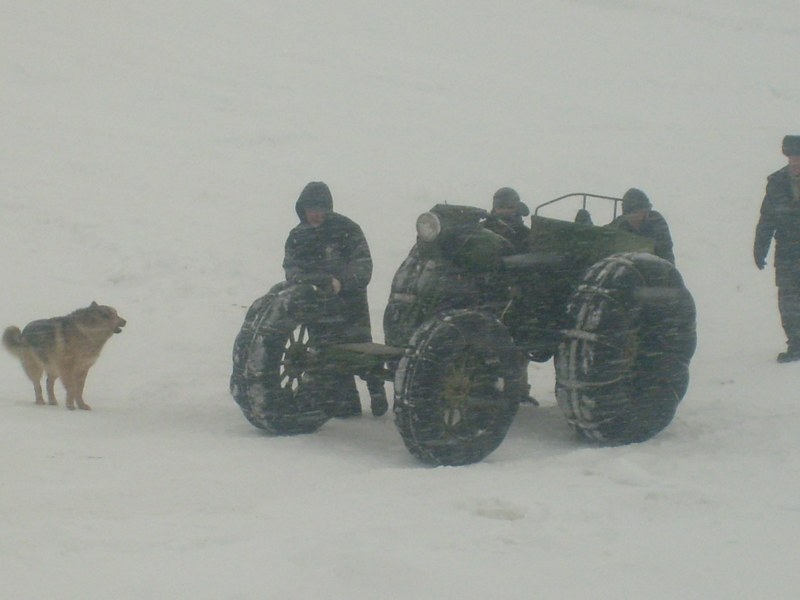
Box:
283, 181, 388, 416
754, 135, 800, 363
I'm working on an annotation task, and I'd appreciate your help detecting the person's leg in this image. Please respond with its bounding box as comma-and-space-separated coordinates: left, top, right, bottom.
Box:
777, 284, 800, 362
365, 376, 388, 416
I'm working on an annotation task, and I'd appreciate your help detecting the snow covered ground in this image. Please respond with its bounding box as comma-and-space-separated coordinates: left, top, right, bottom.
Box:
2, 1, 800, 598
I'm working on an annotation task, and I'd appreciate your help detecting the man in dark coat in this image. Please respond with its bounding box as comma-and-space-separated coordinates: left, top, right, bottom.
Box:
283, 181, 388, 416
482, 187, 538, 405
608, 188, 675, 264
483, 187, 531, 252
754, 135, 800, 363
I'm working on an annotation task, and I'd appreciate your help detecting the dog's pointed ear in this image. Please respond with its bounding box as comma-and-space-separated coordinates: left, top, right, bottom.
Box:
91, 301, 98, 308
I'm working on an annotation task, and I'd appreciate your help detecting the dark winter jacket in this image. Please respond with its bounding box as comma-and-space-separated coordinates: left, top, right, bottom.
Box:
283, 196, 374, 342
754, 166, 800, 286
608, 209, 675, 264
483, 215, 531, 253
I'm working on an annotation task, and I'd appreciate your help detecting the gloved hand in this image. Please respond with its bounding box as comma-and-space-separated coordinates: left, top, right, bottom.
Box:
755, 255, 766, 270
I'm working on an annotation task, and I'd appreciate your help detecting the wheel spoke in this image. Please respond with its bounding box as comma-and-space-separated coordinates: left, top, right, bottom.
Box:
277, 324, 313, 394
438, 348, 506, 436
444, 407, 462, 427
288, 376, 299, 391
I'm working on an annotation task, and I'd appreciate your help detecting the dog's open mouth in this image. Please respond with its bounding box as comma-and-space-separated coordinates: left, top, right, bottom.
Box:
114, 320, 127, 334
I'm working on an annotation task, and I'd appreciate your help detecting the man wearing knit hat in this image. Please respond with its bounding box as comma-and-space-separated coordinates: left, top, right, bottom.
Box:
283, 181, 388, 415
484, 187, 531, 252
608, 188, 675, 264
483, 187, 538, 404
754, 135, 800, 362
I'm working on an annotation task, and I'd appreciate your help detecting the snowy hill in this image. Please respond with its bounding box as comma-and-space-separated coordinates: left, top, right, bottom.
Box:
2, 2, 800, 598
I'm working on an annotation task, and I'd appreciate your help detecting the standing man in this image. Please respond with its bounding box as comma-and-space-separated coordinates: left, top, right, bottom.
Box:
483, 187, 537, 404
608, 188, 675, 264
754, 135, 800, 363
483, 187, 531, 252
283, 181, 388, 415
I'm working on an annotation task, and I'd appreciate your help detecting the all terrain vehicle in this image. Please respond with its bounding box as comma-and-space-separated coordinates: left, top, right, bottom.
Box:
231, 194, 697, 465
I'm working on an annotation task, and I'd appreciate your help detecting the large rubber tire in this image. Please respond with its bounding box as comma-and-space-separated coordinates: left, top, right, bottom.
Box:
230, 286, 331, 435
394, 310, 522, 466
555, 253, 697, 444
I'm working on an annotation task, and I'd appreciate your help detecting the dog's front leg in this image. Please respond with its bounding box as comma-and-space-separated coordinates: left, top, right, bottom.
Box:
61, 369, 77, 410
33, 380, 46, 405
74, 368, 91, 410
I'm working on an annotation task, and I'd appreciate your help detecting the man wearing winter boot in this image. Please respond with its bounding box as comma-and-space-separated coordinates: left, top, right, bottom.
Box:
283, 181, 389, 415
754, 135, 800, 363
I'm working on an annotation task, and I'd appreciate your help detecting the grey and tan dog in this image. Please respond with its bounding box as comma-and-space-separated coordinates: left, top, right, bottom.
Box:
3, 302, 126, 410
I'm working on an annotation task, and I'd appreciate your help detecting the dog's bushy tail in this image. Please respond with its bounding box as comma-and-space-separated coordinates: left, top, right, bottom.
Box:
2, 326, 24, 356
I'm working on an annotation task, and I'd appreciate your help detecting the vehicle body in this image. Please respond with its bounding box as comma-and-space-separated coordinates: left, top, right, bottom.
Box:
231, 194, 697, 465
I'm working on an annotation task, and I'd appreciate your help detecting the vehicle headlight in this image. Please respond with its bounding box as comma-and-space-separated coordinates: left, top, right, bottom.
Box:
416, 212, 442, 242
